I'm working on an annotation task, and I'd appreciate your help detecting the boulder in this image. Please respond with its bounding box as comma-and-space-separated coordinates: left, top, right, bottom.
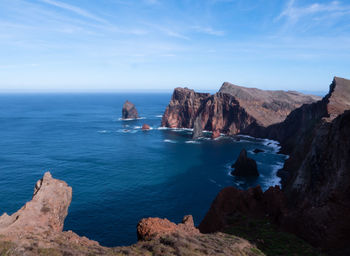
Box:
122, 100, 139, 119
231, 149, 259, 176
142, 124, 150, 130
212, 129, 221, 139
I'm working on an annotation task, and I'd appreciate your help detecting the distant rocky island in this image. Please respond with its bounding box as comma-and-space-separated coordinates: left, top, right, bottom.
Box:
1, 77, 350, 255
122, 100, 139, 119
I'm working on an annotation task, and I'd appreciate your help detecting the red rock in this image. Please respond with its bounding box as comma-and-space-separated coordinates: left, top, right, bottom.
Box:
137, 215, 199, 240
142, 124, 150, 130
122, 100, 139, 119
211, 130, 220, 139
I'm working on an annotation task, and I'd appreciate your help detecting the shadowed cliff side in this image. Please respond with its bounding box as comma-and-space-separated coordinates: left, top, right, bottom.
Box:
0, 173, 264, 256
200, 77, 350, 255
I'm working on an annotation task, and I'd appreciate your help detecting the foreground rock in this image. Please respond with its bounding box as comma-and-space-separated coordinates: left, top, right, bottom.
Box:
137, 215, 199, 240
161, 83, 320, 135
0, 172, 72, 236
0, 173, 264, 256
122, 100, 139, 119
231, 149, 259, 176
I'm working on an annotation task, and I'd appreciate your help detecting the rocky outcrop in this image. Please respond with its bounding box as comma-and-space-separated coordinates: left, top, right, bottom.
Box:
137, 215, 199, 240
212, 129, 221, 139
0, 172, 72, 236
0, 173, 264, 256
253, 149, 264, 154
231, 149, 259, 176
122, 100, 139, 119
161, 83, 320, 135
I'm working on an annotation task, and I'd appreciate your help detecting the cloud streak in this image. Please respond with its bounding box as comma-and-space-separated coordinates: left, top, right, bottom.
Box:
40, 0, 108, 23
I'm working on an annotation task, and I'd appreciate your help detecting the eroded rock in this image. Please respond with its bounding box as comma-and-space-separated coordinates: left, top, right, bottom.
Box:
122, 100, 139, 119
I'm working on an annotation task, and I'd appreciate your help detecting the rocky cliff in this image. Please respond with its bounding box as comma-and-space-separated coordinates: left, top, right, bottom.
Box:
0, 172, 264, 256
161, 83, 320, 135
200, 77, 350, 255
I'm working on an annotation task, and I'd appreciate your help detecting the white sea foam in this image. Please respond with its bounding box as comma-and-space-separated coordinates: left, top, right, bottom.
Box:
118, 117, 146, 121
97, 130, 109, 134
155, 115, 163, 118
164, 139, 177, 143
185, 140, 200, 144
209, 179, 222, 187
157, 126, 170, 130
134, 126, 142, 129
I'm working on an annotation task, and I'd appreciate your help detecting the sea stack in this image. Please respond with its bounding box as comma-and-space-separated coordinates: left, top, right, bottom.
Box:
231, 149, 259, 176
192, 116, 203, 139
122, 100, 139, 119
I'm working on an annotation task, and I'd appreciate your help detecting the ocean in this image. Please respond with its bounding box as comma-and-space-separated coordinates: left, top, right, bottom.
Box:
0, 93, 287, 246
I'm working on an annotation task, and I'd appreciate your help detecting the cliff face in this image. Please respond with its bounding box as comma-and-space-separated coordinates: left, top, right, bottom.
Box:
0, 172, 264, 256
200, 77, 350, 255
161, 84, 320, 135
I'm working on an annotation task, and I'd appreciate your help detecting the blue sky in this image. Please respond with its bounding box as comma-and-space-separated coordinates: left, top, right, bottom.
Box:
0, 0, 349, 92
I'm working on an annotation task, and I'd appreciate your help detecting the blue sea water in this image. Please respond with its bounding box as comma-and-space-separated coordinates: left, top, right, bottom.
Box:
0, 93, 287, 247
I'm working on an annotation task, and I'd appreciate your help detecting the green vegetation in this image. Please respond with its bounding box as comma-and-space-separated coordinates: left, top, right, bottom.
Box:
223, 214, 325, 256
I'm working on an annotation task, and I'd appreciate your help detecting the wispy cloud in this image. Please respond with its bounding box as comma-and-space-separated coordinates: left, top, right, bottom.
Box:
191, 26, 225, 36
40, 0, 108, 23
276, 0, 350, 25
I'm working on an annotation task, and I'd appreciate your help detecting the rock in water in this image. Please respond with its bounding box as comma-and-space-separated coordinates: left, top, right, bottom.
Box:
231, 149, 259, 176
253, 148, 264, 154
142, 124, 150, 130
122, 100, 139, 119
212, 129, 220, 139
192, 115, 203, 139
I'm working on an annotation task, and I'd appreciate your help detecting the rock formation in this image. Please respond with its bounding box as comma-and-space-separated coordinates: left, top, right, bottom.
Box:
253, 149, 264, 154
137, 215, 199, 240
192, 115, 203, 139
161, 83, 320, 135
231, 149, 259, 176
200, 77, 350, 255
0, 173, 263, 256
0, 172, 72, 236
212, 129, 220, 139
142, 124, 150, 130
122, 100, 139, 119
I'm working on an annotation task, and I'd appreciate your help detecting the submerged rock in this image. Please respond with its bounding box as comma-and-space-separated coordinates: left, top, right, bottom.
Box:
253, 148, 264, 154
122, 100, 139, 119
231, 149, 259, 176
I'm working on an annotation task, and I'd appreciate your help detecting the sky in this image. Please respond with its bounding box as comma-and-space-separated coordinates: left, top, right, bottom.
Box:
0, 0, 349, 93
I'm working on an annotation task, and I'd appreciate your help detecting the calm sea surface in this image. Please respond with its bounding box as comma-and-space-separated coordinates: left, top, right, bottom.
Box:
0, 93, 287, 246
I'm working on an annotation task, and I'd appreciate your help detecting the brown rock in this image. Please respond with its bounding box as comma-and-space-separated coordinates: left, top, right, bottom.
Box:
122, 100, 139, 119
161, 84, 320, 135
0, 172, 72, 235
231, 149, 259, 176
212, 129, 221, 139
199, 185, 285, 233
137, 215, 199, 241
142, 124, 150, 130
